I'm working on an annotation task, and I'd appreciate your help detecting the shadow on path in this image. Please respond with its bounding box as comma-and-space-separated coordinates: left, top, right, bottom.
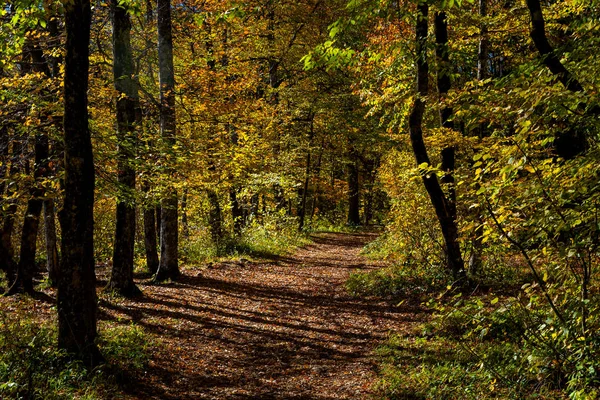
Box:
102, 232, 423, 400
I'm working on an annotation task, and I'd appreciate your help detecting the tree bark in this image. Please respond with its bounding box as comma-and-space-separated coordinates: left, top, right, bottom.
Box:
58, 0, 103, 367
107, 0, 142, 296
347, 155, 360, 226
298, 118, 315, 231
8, 133, 49, 294
477, 0, 488, 82
409, 2, 465, 282
526, 0, 583, 92
526, 0, 589, 158
0, 126, 16, 282
155, 0, 179, 281
207, 190, 223, 248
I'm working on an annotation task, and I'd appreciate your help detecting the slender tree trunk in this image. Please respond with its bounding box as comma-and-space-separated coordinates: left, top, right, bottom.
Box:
207, 190, 223, 249
0, 126, 16, 282
526, 0, 589, 158
298, 119, 315, 231
469, 0, 488, 276
1, 132, 24, 285
409, 2, 465, 282
58, 0, 103, 367
230, 189, 243, 236
44, 199, 59, 285
298, 151, 311, 231
347, 155, 360, 226
155, 0, 179, 281
181, 188, 189, 240
8, 133, 49, 294
309, 140, 324, 223
477, 0, 488, 82
107, 0, 141, 296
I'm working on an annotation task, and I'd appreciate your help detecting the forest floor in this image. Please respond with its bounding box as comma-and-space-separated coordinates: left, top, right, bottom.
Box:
1, 232, 428, 399
112, 232, 425, 400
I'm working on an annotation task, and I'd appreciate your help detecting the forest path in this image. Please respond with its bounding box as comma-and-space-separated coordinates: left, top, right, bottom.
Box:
106, 232, 421, 399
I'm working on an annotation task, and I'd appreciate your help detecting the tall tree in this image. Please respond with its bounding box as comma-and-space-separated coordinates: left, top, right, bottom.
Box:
154, 0, 179, 281
408, 1, 465, 282
58, 0, 103, 367
106, 0, 142, 296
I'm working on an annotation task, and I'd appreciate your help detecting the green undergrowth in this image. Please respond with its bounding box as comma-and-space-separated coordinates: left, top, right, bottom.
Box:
373, 290, 600, 400
346, 261, 450, 298
178, 214, 312, 266
0, 307, 149, 400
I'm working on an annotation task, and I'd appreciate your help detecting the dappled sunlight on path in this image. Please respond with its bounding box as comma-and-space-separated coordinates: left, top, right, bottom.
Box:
102, 232, 421, 399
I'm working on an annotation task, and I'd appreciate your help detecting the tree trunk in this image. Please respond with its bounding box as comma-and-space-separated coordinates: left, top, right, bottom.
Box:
207, 190, 223, 249
8, 133, 49, 294
477, 0, 488, 82
44, 199, 59, 285
409, 3, 465, 282
181, 189, 189, 240
230, 189, 243, 236
0, 126, 16, 282
58, 0, 103, 367
298, 150, 311, 231
154, 0, 179, 282
1, 131, 24, 285
347, 156, 360, 226
469, 0, 488, 276
298, 119, 314, 231
526, 0, 588, 158
107, 0, 141, 296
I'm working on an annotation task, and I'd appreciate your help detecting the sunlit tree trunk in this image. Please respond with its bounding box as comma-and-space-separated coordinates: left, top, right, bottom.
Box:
58, 0, 103, 367
155, 0, 179, 281
107, 0, 142, 296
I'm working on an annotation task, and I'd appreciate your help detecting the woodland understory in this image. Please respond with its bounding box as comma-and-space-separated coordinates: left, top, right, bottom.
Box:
1, 0, 600, 398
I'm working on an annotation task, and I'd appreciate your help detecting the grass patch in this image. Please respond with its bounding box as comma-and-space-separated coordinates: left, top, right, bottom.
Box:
346, 262, 450, 298
0, 308, 149, 399
180, 215, 312, 265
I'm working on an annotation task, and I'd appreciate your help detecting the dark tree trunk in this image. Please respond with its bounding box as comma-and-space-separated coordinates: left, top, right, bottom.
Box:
309, 141, 324, 223
526, 0, 589, 158
409, 3, 465, 282
207, 190, 223, 248
107, 0, 141, 296
435, 11, 456, 210
526, 0, 583, 92
8, 133, 49, 294
181, 189, 189, 240
154, 0, 179, 282
477, 0, 488, 82
58, 0, 103, 367
347, 156, 360, 226
1, 131, 25, 284
44, 199, 59, 285
230, 189, 243, 236
298, 150, 311, 231
469, 0, 488, 275
0, 126, 16, 282
298, 119, 314, 231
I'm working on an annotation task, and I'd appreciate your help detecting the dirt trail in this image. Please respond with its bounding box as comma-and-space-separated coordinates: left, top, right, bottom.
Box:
105, 232, 420, 399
